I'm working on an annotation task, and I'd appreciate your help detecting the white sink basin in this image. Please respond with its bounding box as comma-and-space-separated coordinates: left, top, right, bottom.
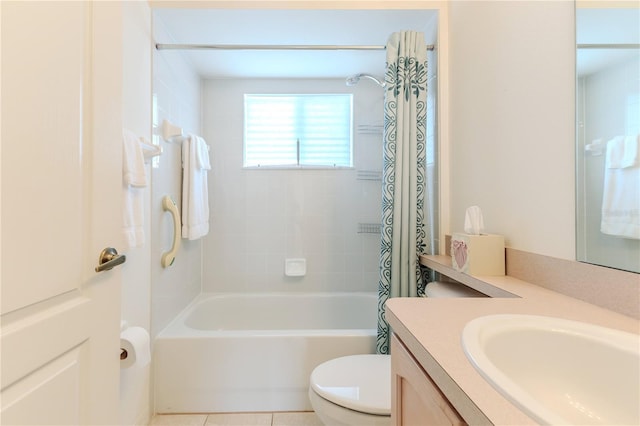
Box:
462, 314, 640, 425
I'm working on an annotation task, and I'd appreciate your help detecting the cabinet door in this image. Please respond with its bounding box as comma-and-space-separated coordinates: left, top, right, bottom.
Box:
391, 334, 466, 426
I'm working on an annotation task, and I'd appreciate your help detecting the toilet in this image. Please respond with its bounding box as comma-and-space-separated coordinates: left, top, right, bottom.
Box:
308, 280, 485, 425
309, 354, 391, 426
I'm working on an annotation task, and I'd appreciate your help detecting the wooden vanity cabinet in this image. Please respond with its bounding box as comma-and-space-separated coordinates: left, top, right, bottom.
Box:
391, 334, 466, 426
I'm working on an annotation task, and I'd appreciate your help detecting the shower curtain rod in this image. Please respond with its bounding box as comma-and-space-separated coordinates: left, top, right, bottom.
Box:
577, 43, 640, 49
155, 43, 436, 51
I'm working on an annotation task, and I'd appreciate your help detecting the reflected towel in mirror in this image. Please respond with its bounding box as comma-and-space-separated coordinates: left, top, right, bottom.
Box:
601, 135, 640, 239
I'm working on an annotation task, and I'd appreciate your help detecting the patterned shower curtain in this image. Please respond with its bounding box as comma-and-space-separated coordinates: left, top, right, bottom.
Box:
377, 31, 429, 354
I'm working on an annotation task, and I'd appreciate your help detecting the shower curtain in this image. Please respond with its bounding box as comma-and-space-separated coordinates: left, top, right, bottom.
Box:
377, 31, 429, 354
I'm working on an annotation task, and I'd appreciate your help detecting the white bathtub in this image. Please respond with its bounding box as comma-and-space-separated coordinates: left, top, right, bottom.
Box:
154, 292, 377, 413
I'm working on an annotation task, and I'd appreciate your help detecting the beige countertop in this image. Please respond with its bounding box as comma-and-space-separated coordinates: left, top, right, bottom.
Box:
385, 255, 640, 425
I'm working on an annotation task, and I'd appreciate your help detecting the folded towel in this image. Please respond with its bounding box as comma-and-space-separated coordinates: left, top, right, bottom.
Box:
123, 187, 145, 247
621, 135, 639, 168
601, 136, 640, 239
123, 129, 147, 187
182, 134, 211, 240
196, 138, 211, 170
605, 135, 639, 169
123, 129, 148, 248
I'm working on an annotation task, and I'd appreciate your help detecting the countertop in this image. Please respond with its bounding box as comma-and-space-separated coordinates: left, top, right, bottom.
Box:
385, 255, 640, 425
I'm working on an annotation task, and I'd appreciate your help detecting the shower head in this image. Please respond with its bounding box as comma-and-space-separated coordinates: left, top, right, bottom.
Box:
345, 73, 385, 88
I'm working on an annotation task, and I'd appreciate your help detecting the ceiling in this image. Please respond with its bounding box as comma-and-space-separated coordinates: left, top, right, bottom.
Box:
576, 8, 640, 76
153, 9, 438, 79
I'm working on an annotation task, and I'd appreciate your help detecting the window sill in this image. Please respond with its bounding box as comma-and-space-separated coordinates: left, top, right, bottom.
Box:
242, 165, 355, 171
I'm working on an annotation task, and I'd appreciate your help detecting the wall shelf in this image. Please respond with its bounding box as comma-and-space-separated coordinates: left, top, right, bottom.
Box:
419, 255, 517, 298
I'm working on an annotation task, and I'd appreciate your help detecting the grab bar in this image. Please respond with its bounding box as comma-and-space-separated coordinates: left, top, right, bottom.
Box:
161, 195, 180, 268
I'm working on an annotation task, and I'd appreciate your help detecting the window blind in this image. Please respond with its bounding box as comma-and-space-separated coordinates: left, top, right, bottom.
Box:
244, 94, 353, 167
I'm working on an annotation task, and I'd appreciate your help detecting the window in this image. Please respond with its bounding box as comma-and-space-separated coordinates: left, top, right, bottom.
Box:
244, 94, 353, 168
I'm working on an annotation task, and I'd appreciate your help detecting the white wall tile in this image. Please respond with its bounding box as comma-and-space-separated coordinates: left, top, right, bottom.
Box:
151, 15, 203, 337
202, 79, 384, 293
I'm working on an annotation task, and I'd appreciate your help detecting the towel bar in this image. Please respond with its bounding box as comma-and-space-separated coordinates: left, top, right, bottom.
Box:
139, 137, 162, 159
161, 195, 180, 267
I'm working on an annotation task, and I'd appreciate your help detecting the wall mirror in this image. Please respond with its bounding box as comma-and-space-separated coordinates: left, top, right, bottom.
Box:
576, 5, 640, 273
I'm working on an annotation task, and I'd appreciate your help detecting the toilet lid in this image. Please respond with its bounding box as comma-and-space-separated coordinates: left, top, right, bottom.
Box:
310, 354, 391, 415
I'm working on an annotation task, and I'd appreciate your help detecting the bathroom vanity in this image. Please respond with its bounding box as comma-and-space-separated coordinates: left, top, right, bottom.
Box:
391, 333, 465, 425
387, 254, 640, 425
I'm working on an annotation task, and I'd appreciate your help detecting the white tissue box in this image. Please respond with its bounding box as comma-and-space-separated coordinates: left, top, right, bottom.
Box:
451, 233, 505, 276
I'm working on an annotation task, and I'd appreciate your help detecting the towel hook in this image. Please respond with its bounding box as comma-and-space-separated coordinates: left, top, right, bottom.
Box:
162, 119, 188, 144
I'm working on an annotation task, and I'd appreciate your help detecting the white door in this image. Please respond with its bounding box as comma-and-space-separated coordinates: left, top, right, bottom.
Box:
1, 2, 123, 424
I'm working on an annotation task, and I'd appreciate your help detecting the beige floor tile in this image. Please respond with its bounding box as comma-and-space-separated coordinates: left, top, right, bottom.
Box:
272, 412, 323, 426
205, 413, 273, 426
149, 414, 208, 426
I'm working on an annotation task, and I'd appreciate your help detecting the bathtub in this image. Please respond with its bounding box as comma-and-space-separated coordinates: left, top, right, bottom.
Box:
154, 292, 377, 413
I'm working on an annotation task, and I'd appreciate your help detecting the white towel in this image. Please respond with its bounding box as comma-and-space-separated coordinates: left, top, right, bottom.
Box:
601, 135, 640, 239
621, 135, 639, 169
182, 134, 210, 240
122, 129, 147, 248
605, 135, 639, 169
123, 129, 147, 187
196, 137, 211, 170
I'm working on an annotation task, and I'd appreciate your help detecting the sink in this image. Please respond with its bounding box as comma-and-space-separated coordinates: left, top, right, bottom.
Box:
462, 314, 640, 425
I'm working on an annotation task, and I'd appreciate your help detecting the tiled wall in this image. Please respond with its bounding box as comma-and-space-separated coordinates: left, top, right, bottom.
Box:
150, 16, 202, 337
201, 79, 384, 293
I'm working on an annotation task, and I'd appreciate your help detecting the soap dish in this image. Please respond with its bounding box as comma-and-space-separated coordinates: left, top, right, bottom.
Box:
285, 258, 306, 277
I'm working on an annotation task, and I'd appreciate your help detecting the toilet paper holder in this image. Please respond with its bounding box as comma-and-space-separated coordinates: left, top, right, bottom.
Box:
120, 320, 129, 360
119, 325, 151, 369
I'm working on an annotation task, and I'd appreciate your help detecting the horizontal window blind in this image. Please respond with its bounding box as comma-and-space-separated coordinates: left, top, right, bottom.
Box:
244, 94, 353, 167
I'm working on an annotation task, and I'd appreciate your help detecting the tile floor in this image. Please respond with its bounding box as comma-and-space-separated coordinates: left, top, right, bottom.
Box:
149, 412, 323, 426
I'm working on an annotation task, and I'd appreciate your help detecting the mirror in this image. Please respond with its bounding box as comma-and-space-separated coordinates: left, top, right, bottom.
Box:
576, 5, 639, 273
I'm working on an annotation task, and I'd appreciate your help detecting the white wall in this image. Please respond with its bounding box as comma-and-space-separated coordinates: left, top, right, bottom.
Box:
120, 2, 152, 425
201, 79, 383, 293
448, 1, 576, 260
151, 16, 202, 337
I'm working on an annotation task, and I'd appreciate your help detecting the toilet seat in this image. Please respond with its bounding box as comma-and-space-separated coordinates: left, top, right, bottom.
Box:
310, 354, 391, 415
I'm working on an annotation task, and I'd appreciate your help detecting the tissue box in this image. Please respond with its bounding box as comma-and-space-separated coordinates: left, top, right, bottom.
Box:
451, 233, 505, 275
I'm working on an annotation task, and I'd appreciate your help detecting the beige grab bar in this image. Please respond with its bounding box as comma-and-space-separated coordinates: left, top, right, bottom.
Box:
161, 195, 180, 268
